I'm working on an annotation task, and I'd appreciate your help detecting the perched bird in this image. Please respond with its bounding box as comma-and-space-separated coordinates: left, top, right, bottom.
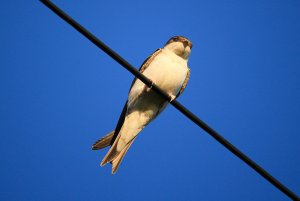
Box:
92, 36, 192, 173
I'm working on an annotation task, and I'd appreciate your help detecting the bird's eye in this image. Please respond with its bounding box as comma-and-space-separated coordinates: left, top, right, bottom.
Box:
173, 37, 178, 42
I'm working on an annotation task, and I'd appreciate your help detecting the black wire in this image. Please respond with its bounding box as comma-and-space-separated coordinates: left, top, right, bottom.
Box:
39, 0, 299, 200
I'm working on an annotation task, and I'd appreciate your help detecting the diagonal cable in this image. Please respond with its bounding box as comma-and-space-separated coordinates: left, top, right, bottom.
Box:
39, 0, 299, 200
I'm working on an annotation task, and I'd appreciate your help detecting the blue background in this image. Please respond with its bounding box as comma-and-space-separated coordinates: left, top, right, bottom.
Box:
1, 0, 299, 200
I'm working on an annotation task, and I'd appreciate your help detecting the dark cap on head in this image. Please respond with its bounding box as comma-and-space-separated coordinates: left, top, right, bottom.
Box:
165, 36, 193, 48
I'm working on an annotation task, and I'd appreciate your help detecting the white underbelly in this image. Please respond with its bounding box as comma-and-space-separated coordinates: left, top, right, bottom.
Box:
143, 51, 188, 95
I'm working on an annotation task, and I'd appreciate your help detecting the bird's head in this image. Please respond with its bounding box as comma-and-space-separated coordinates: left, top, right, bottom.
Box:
164, 36, 192, 60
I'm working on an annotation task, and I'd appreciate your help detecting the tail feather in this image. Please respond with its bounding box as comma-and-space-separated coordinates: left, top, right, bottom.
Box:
92, 131, 114, 150
112, 138, 135, 174
100, 134, 121, 166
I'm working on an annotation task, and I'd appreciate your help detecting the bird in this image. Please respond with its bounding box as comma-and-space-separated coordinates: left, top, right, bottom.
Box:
92, 36, 192, 174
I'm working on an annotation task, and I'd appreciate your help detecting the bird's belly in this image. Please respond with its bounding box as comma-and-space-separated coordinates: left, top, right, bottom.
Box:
144, 54, 188, 95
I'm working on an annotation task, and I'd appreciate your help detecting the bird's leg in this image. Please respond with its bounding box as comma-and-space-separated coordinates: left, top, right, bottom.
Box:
168, 94, 176, 102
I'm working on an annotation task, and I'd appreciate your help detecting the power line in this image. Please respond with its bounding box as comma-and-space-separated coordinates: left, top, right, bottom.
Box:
39, 0, 299, 200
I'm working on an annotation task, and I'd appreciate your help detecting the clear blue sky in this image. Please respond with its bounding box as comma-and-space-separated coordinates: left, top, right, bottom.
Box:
1, 0, 299, 200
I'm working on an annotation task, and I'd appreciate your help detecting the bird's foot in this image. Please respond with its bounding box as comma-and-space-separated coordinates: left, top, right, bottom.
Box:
168, 94, 176, 102
146, 79, 154, 92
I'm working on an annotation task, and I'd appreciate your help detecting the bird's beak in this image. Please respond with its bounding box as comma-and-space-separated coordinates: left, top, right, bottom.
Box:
183, 41, 193, 49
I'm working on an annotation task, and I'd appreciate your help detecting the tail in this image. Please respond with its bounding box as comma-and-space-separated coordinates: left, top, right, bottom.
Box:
92, 131, 115, 150
101, 135, 136, 174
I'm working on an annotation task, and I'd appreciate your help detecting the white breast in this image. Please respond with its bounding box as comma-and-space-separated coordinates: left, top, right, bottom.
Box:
142, 49, 188, 95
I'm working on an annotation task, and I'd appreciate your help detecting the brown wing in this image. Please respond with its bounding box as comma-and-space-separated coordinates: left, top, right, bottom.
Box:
110, 101, 128, 145
176, 68, 190, 98
110, 49, 162, 144
128, 49, 162, 91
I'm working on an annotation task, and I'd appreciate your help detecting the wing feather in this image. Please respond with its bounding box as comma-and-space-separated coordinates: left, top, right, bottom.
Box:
176, 68, 190, 98
128, 49, 162, 91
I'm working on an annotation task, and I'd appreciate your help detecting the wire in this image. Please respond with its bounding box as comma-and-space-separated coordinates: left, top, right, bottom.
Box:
39, 0, 299, 200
